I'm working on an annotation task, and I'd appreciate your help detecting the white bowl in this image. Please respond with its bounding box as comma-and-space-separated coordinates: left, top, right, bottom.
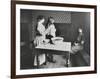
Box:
51, 37, 64, 45
51, 37, 64, 41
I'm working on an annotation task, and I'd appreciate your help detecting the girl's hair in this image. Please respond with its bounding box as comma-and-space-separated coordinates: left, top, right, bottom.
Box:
46, 17, 54, 28
37, 15, 44, 22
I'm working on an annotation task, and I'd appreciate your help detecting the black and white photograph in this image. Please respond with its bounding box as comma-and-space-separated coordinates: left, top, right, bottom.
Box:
11, 1, 97, 78
20, 9, 90, 69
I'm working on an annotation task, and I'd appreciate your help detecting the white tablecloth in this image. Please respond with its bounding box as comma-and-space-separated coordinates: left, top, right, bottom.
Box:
36, 42, 71, 52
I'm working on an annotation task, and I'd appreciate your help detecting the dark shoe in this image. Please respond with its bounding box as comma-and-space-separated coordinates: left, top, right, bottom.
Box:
42, 62, 47, 65
47, 57, 51, 61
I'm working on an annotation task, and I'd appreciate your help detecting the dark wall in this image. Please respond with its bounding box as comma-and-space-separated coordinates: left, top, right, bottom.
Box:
55, 23, 73, 42
20, 9, 32, 42
71, 12, 90, 54
20, 10, 33, 69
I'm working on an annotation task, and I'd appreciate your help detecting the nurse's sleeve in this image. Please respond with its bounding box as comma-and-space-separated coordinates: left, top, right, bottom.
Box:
37, 25, 45, 35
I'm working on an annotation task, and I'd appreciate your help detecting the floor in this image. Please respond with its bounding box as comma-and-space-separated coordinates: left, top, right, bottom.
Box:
40, 55, 68, 68
39, 53, 88, 69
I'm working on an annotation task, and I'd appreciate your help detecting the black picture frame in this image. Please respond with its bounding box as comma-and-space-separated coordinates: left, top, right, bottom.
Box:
11, 0, 97, 79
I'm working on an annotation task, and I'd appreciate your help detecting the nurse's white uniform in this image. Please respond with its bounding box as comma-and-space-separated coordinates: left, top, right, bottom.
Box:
34, 23, 46, 66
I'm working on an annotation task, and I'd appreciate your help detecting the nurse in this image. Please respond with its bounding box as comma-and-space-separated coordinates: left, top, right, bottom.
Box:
34, 15, 46, 66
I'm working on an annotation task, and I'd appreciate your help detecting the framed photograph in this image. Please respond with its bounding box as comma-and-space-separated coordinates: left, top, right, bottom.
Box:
11, 0, 97, 79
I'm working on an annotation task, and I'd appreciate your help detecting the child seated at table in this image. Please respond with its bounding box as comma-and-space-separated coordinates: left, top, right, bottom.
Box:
71, 27, 84, 54
34, 15, 46, 66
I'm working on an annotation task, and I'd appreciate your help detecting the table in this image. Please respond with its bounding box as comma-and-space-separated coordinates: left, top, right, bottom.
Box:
35, 42, 71, 68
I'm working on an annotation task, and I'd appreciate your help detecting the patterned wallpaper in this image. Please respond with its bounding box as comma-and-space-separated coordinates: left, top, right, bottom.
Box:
32, 10, 71, 23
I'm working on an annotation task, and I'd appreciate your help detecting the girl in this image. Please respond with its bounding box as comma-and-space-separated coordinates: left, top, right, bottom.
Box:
46, 17, 56, 43
45, 17, 56, 63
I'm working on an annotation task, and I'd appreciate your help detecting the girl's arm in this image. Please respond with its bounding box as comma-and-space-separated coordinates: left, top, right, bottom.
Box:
45, 26, 51, 35
51, 25, 56, 37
